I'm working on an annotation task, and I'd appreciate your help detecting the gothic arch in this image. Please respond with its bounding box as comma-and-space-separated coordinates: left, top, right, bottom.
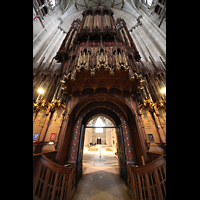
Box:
55, 91, 148, 171
85, 113, 116, 127
66, 100, 134, 161
66, 91, 139, 124
67, 101, 133, 184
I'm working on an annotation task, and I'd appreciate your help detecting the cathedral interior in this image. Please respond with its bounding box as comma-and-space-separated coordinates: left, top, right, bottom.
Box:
33, 1, 166, 199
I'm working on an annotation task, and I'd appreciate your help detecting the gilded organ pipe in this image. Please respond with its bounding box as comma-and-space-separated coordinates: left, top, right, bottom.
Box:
85, 52, 90, 71
96, 51, 100, 70
118, 52, 122, 64
65, 29, 73, 47
69, 30, 77, 50
123, 28, 131, 47
83, 52, 86, 65
143, 76, 153, 102
123, 52, 128, 69
104, 52, 109, 70
115, 51, 120, 70
76, 51, 81, 71
120, 30, 125, 43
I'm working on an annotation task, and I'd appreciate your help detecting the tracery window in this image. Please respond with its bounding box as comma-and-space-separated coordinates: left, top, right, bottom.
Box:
95, 117, 105, 133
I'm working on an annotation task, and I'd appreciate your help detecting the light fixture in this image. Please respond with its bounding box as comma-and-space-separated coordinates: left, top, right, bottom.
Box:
161, 88, 166, 94
38, 88, 44, 94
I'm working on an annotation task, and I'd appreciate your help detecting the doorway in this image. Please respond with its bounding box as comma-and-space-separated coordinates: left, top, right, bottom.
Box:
97, 137, 101, 144
73, 117, 131, 200
84, 115, 117, 148
72, 143, 131, 199
67, 102, 137, 186
76, 113, 128, 185
82, 115, 118, 168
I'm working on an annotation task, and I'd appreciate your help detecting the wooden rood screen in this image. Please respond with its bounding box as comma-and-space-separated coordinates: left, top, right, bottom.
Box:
33, 155, 74, 200
128, 156, 166, 200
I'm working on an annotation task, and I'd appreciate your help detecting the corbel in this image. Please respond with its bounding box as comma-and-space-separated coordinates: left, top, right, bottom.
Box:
109, 67, 114, 76
33, 98, 48, 112
139, 99, 155, 113
70, 68, 77, 80
50, 98, 65, 113
156, 99, 166, 111
90, 67, 96, 76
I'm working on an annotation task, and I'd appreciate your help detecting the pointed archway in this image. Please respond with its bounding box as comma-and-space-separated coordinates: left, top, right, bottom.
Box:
53, 90, 149, 187
71, 105, 129, 185
56, 94, 141, 184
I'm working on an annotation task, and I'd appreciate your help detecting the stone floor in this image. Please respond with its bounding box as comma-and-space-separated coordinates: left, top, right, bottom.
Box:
72, 145, 132, 200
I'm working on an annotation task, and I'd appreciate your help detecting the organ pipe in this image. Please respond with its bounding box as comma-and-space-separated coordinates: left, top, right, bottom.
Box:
83, 15, 89, 28
94, 15, 97, 28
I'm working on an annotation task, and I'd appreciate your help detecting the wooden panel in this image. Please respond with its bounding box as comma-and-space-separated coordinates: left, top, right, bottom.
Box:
33, 154, 74, 200
128, 156, 166, 200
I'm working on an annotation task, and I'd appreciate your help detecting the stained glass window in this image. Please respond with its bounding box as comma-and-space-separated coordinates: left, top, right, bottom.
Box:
49, 0, 55, 8
147, 0, 153, 6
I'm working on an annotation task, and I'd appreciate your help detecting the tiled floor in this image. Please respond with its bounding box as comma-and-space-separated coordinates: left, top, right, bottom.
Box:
72, 146, 132, 200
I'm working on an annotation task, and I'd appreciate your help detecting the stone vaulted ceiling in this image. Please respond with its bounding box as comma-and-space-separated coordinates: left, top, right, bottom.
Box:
60, 0, 141, 21
61, 0, 139, 10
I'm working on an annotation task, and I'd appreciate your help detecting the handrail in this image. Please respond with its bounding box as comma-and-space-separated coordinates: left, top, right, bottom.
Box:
147, 152, 166, 163
33, 154, 74, 200
40, 155, 73, 174
130, 156, 165, 173
33, 151, 57, 171
128, 156, 166, 200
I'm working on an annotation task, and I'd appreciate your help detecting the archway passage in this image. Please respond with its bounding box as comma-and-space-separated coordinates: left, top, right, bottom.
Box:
62, 98, 140, 188
76, 108, 128, 185
71, 112, 132, 200
72, 140, 132, 200
84, 115, 117, 147
83, 115, 118, 168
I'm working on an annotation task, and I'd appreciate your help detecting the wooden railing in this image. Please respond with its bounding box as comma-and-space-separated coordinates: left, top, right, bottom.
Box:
128, 156, 166, 200
33, 154, 74, 200
33, 151, 57, 170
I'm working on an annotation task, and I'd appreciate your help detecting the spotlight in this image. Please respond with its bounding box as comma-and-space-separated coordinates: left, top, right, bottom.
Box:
161, 88, 166, 94
38, 88, 44, 94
